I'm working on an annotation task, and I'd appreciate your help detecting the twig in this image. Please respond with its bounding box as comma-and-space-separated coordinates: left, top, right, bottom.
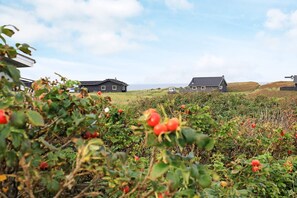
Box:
120, 148, 156, 198
0, 191, 8, 198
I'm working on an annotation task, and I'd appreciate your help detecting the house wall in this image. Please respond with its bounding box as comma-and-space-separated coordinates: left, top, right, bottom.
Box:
100, 81, 126, 92
220, 81, 228, 92
189, 86, 226, 92
82, 82, 127, 92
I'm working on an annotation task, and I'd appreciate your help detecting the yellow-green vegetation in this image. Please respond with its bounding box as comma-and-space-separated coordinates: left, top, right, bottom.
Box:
258, 81, 295, 90
228, 81, 260, 92
99, 88, 168, 106
95, 81, 297, 106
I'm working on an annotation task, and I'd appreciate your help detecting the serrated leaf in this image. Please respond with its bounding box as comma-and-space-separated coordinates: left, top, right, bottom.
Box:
150, 162, 170, 180
26, 110, 44, 126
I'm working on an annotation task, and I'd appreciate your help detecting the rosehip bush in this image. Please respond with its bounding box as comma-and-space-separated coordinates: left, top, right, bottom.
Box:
0, 25, 216, 198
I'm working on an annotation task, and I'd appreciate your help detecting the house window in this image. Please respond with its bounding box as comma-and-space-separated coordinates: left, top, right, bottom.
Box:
219, 86, 223, 90
192, 86, 197, 90
201, 86, 206, 90
101, 85, 106, 91
112, 85, 117, 90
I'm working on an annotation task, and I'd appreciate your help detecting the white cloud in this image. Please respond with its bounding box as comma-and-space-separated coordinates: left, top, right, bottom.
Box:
164, 0, 193, 10
260, 8, 297, 52
265, 9, 288, 30
0, 0, 155, 55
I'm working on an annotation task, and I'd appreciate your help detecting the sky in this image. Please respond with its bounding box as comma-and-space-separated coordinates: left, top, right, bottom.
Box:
1, 0, 297, 84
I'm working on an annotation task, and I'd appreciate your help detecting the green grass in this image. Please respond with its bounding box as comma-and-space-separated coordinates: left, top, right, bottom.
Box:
95, 88, 168, 106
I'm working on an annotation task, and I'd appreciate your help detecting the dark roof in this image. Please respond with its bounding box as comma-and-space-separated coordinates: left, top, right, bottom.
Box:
101, 79, 128, 86
80, 79, 128, 86
80, 81, 103, 86
189, 76, 226, 86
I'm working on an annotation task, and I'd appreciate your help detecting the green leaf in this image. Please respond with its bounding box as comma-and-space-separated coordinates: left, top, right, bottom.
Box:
6, 150, 18, 167
17, 43, 32, 55
11, 132, 23, 148
198, 174, 212, 188
2, 27, 14, 37
6, 64, 20, 82
26, 110, 44, 126
175, 189, 196, 197
0, 127, 10, 154
190, 164, 199, 179
150, 162, 170, 180
166, 171, 180, 189
10, 111, 26, 128
46, 179, 60, 192
195, 134, 214, 151
181, 128, 197, 144
182, 170, 190, 186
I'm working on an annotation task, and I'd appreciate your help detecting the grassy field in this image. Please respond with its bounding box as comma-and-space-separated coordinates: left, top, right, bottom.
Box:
227, 81, 260, 92
101, 88, 168, 106
97, 81, 297, 106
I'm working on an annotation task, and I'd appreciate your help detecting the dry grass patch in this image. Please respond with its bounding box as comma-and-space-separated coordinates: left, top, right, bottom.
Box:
228, 82, 260, 92
259, 81, 295, 90
248, 89, 297, 98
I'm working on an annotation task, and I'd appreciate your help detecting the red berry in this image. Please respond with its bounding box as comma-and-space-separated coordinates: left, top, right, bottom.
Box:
251, 160, 261, 166
147, 113, 161, 127
158, 193, 163, 198
0, 110, 8, 124
134, 156, 140, 161
39, 162, 49, 170
251, 123, 256, 128
83, 131, 92, 139
91, 132, 99, 138
288, 150, 292, 155
123, 186, 129, 194
97, 91, 102, 95
118, 109, 123, 114
180, 104, 186, 109
154, 123, 168, 136
166, 118, 179, 131
252, 166, 260, 172
143, 108, 157, 116
280, 130, 285, 136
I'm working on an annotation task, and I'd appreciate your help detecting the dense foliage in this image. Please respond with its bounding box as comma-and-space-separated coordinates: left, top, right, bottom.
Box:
1, 25, 297, 198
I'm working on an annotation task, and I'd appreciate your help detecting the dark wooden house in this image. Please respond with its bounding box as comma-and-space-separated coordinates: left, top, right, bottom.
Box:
80, 78, 128, 92
188, 76, 227, 92
280, 75, 297, 91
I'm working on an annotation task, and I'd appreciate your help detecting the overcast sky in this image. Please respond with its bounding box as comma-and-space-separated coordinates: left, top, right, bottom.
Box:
1, 0, 297, 84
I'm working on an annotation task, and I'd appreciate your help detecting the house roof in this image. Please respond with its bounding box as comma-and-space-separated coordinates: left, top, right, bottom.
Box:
101, 79, 128, 86
294, 75, 297, 83
80, 81, 103, 86
189, 76, 226, 87
1, 53, 36, 67
80, 79, 128, 86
